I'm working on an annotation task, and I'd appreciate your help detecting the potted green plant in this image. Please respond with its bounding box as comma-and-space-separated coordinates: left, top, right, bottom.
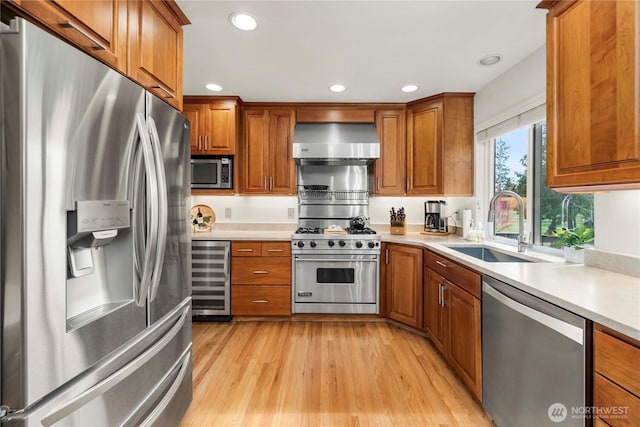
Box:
553, 225, 594, 263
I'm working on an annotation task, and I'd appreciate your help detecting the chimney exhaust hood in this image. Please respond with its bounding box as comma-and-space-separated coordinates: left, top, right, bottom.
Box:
293, 122, 380, 165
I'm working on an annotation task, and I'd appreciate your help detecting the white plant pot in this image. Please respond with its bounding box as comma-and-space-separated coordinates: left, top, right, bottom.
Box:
563, 247, 584, 264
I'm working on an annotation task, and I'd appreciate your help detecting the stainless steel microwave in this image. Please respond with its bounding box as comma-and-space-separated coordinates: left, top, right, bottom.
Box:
191, 157, 232, 189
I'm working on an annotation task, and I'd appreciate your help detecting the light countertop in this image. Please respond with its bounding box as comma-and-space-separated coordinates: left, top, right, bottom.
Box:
192, 227, 640, 340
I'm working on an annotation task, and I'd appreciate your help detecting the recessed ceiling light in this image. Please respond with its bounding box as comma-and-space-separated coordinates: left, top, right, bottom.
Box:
401, 84, 418, 93
329, 84, 346, 93
205, 83, 222, 92
479, 54, 503, 66
229, 12, 258, 31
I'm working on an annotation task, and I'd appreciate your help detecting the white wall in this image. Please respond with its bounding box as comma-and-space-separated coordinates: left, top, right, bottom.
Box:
594, 191, 640, 256
191, 195, 298, 224
191, 194, 476, 227
474, 46, 546, 130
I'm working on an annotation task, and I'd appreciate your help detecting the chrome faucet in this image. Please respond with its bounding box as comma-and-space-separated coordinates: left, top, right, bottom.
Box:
488, 190, 529, 252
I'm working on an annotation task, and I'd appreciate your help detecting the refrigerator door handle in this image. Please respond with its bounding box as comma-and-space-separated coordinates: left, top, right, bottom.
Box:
39, 305, 190, 426
134, 113, 160, 306
147, 117, 169, 302
137, 348, 191, 427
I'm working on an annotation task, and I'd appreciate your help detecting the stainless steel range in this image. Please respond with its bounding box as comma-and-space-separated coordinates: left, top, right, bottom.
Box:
292, 228, 381, 314
291, 122, 381, 314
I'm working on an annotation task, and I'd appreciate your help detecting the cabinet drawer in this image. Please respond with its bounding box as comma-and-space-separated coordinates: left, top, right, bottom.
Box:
595, 329, 640, 397
261, 242, 291, 257
593, 373, 640, 427
231, 257, 291, 284
232, 285, 291, 316
232, 241, 262, 257
425, 251, 481, 298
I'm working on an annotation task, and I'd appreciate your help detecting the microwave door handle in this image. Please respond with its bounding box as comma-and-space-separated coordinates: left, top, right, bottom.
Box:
134, 113, 159, 306
147, 117, 168, 302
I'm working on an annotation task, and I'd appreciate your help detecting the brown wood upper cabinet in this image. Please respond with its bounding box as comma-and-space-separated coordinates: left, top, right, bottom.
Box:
241, 108, 296, 195
373, 109, 407, 195
10, 0, 128, 72
405, 93, 474, 196
7, 0, 190, 111
384, 244, 423, 329
127, 0, 189, 111
183, 97, 238, 155
424, 250, 482, 401
539, 0, 640, 192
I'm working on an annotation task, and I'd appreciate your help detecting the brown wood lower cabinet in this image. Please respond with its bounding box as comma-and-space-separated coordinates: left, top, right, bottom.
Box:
231, 285, 290, 316
423, 249, 482, 401
231, 241, 291, 316
385, 244, 423, 328
424, 268, 448, 354
593, 325, 640, 426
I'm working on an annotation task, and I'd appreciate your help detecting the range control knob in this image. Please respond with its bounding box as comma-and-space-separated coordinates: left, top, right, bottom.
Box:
339, 240, 346, 247
355, 241, 363, 248
297, 241, 305, 248
310, 241, 317, 248
368, 241, 375, 248
328, 240, 335, 247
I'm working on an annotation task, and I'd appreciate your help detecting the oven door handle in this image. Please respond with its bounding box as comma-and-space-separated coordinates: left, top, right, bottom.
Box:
294, 258, 378, 262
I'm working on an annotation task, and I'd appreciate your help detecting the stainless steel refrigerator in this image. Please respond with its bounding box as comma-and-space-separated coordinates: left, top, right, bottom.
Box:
0, 17, 192, 426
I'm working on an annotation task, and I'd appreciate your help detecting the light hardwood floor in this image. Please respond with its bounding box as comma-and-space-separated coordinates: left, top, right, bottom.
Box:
181, 320, 493, 427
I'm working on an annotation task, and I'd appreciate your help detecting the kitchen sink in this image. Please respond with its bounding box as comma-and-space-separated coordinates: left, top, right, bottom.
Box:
445, 245, 544, 263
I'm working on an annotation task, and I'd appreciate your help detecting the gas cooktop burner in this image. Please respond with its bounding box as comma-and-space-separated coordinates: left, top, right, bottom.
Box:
345, 227, 377, 235
295, 227, 323, 234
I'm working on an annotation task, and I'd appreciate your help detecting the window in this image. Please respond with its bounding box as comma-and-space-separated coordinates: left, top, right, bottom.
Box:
487, 115, 595, 249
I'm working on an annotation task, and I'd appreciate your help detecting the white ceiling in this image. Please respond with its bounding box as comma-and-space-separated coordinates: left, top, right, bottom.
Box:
178, 0, 547, 103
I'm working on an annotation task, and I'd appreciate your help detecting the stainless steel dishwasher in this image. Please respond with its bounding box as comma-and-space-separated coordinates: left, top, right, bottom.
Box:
482, 276, 589, 427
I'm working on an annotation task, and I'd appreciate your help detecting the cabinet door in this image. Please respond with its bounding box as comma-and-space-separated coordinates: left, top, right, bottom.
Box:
241, 109, 269, 193
231, 257, 291, 284
128, 0, 185, 110
231, 285, 291, 316
268, 109, 296, 194
183, 104, 204, 154
448, 284, 482, 401
424, 268, 447, 355
407, 100, 443, 194
442, 95, 474, 196
17, 0, 127, 71
374, 109, 406, 195
545, 0, 640, 191
204, 101, 236, 155
386, 245, 423, 328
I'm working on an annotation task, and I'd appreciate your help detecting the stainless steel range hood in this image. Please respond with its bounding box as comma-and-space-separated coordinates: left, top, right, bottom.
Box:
293, 122, 380, 165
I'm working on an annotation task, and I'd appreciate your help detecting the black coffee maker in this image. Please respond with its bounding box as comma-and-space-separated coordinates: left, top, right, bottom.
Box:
424, 200, 446, 232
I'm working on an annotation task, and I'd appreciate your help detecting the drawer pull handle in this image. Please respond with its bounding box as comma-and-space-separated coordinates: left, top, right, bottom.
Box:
151, 84, 175, 99
252, 299, 269, 304
59, 21, 107, 51
252, 270, 269, 274
237, 249, 254, 252
267, 249, 284, 252
435, 260, 449, 268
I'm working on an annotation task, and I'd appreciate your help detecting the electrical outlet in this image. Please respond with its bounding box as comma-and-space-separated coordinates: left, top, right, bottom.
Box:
453, 210, 460, 220
224, 207, 232, 218
287, 207, 295, 219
